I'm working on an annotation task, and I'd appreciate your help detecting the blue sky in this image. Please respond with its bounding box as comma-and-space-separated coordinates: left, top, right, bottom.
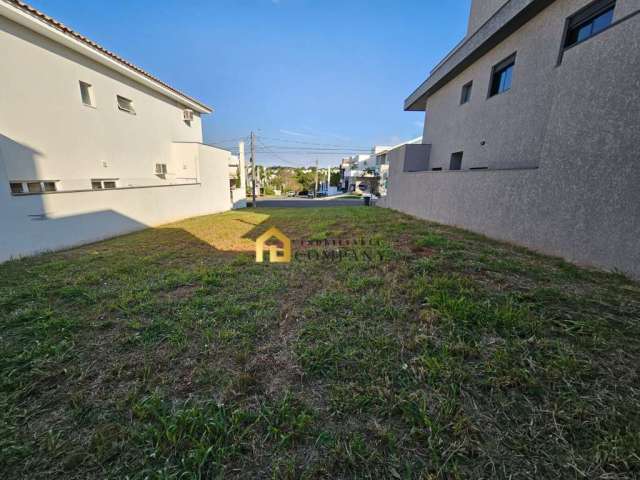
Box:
28, 0, 471, 166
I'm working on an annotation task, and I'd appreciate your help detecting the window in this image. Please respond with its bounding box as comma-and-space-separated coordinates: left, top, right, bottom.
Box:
450, 152, 463, 170
27, 182, 43, 193
117, 95, 135, 114
155, 163, 168, 175
10, 181, 57, 193
79, 81, 95, 107
564, 0, 615, 49
460, 82, 473, 104
10, 182, 24, 194
432, 167, 443, 171
489, 54, 516, 97
92, 179, 118, 190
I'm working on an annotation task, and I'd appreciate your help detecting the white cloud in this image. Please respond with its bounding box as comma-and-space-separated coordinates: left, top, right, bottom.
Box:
279, 129, 314, 138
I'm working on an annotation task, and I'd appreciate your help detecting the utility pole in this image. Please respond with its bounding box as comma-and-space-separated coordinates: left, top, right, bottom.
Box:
250, 131, 256, 207
314, 159, 319, 198
238, 141, 246, 191
326, 167, 331, 194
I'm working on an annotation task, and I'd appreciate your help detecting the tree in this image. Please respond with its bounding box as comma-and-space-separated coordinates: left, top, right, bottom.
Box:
295, 169, 316, 192
330, 170, 341, 187
277, 168, 302, 193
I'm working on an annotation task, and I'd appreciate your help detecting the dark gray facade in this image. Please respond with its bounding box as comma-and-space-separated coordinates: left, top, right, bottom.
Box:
386, 0, 640, 279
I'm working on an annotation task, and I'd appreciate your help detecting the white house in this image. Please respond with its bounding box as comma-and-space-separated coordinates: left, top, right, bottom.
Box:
374, 138, 421, 197
339, 154, 371, 192
340, 139, 421, 195
0, 0, 244, 261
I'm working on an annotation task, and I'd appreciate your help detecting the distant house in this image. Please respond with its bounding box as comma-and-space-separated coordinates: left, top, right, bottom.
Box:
0, 0, 244, 261
385, 0, 640, 279
340, 139, 421, 195
339, 154, 371, 193
373, 138, 421, 196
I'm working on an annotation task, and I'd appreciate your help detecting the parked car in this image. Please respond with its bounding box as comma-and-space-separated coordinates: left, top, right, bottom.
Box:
298, 190, 309, 196
287, 191, 296, 197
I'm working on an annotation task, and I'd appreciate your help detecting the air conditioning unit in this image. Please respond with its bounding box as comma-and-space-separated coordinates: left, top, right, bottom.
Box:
183, 109, 194, 122
155, 163, 168, 175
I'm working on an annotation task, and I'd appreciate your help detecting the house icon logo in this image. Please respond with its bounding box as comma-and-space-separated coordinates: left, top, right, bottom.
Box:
255, 227, 292, 263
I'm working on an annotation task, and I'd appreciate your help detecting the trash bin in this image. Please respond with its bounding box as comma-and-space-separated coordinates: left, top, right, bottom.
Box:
363, 195, 371, 206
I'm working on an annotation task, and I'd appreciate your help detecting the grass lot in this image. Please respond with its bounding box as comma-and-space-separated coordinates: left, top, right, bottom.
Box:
1, 207, 639, 479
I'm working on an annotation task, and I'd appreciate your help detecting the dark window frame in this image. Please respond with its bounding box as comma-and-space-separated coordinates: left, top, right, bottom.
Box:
116, 95, 136, 115
43, 182, 57, 192
10, 182, 24, 194
79, 81, 95, 107
92, 179, 119, 190
488, 53, 516, 98
566, 0, 615, 47
27, 182, 43, 193
450, 152, 463, 171
460, 81, 473, 105
558, 0, 616, 64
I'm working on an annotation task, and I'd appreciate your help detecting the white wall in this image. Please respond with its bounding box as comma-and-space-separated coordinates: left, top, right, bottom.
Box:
0, 144, 232, 261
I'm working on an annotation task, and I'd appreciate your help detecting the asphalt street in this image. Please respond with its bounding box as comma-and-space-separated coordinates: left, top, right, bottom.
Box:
253, 197, 366, 208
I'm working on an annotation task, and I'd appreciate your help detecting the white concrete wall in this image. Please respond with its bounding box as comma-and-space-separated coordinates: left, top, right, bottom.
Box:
0, 144, 232, 261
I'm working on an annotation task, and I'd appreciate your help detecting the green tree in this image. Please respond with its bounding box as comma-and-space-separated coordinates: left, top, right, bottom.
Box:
295, 170, 316, 192
330, 170, 341, 187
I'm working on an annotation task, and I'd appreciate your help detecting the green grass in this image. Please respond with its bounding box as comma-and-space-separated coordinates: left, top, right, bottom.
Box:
1, 207, 639, 478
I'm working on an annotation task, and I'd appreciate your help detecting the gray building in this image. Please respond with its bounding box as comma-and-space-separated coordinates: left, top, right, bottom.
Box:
384, 0, 640, 279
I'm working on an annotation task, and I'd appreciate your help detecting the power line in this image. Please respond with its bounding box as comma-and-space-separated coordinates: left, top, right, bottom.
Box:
250, 146, 369, 152
256, 138, 301, 166
259, 135, 371, 149
250, 151, 366, 155
208, 136, 251, 145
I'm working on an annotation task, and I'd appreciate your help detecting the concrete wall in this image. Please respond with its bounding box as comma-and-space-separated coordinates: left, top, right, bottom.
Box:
467, 0, 510, 36
0, 144, 232, 261
388, 0, 640, 279
424, 0, 638, 172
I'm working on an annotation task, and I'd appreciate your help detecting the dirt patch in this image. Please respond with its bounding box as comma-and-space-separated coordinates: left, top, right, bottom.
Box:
161, 285, 199, 301
410, 245, 435, 257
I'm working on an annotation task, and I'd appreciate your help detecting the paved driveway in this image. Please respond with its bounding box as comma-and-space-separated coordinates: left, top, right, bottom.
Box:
254, 197, 365, 208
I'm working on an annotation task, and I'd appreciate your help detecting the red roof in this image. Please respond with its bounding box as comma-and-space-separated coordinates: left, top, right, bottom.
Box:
6, 0, 212, 112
